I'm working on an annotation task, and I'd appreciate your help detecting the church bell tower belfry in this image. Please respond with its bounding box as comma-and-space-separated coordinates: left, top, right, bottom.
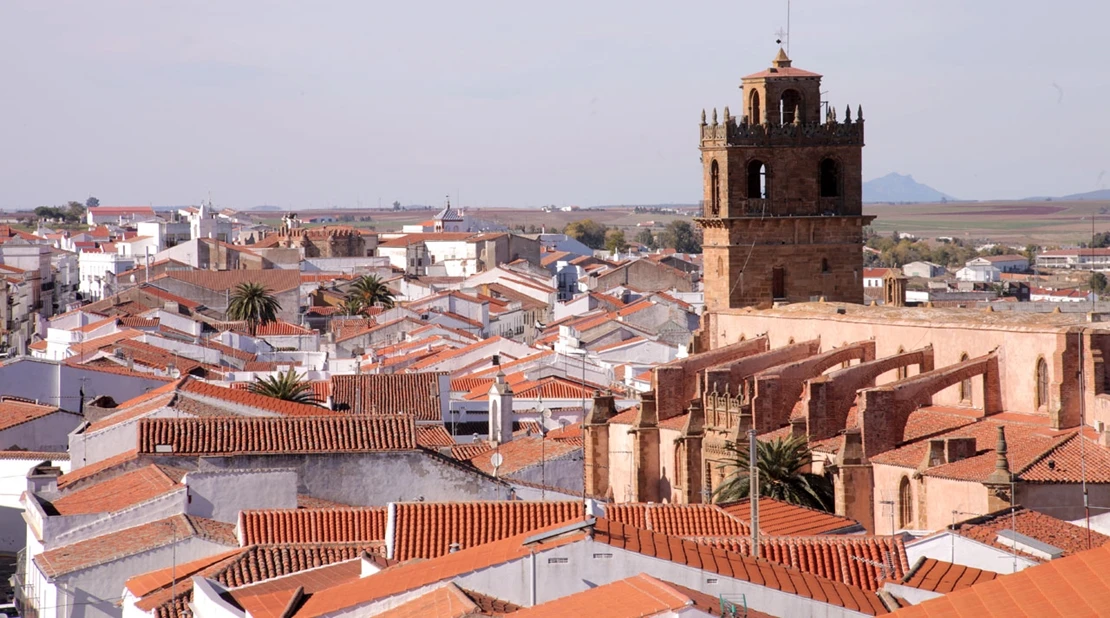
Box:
697, 49, 874, 311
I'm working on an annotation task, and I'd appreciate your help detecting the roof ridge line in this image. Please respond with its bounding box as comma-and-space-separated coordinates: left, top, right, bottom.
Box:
900, 555, 928, 584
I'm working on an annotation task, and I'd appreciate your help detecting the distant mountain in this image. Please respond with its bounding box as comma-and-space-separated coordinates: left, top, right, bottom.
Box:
250, 205, 282, 211
863, 173, 956, 204
1059, 189, 1110, 201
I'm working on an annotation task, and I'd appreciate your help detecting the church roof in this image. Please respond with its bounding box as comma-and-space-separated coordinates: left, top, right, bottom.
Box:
743, 49, 821, 79
433, 206, 464, 221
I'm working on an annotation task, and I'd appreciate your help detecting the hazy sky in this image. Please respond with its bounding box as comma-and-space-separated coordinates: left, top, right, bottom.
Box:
1, 1, 1107, 210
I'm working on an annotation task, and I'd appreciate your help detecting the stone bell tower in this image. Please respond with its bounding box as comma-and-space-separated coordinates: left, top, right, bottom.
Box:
696, 49, 874, 311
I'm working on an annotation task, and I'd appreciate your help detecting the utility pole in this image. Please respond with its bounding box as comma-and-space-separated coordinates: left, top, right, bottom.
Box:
749, 429, 760, 558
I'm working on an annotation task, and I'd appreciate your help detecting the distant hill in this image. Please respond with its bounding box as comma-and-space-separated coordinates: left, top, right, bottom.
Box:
250, 205, 282, 211
1060, 189, 1110, 201
863, 173, 956, 204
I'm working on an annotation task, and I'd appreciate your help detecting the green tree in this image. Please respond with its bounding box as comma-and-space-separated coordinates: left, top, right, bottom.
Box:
604, 229, 629, 253
337, 297, 365, 316
713, 434, 834, 512
635, 228, 655, 249
248, 368, 320, 405
348, 275, 395, 309
85, 196, 99, 208
65, 201, 86, 223
226, 282, 281, 336
1091, 272, 1108, 295
564, 219, 608, 249
392, 201, 401, 211
658, 220, 701, 253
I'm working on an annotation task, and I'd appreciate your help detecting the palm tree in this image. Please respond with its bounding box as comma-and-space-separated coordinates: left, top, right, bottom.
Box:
337, 297, 364, 316
248, 368, 320, 405
713, 434, 834, 512
226, 282, 281, 336
347, 275, 395, 310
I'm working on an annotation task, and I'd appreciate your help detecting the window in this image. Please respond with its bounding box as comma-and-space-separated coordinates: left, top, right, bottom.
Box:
820, 158, 840, 198
898, 476, 913, 529
772, 266, 785, 299
748, 160, 768, 199
959, 353, 972, 404
750, 89, 761, 124
709, 160, 720, 216
821, 258, 830, 273
1036, 357, 1049, 409
780, 89, 802, 124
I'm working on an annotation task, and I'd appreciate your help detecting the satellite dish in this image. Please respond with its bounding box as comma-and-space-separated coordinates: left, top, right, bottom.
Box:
542, 409, 552, 420
489, 452, 504, 469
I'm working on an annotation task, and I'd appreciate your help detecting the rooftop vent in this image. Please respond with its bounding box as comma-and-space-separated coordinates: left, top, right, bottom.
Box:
996, 529, 1064, 560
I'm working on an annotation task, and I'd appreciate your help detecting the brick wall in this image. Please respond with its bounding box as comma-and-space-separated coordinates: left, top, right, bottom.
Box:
653, 337, 769, 421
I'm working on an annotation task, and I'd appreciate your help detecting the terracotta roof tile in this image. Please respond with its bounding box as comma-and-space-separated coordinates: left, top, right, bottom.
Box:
605, 503, 749, 537
131, 544, 376, 618
137, 415, 417, 456
178, 378, 326, 416
214, 320, 315, 336
465, 433, 582, 476
415, 424, 455, 448
898, 557, 998, 594
227, 558, 363, 618
0, 398, 70, 432
951, 506, 1110, 560
450, 441, 493, 460
390, 500, 583, 561
694, 535, 910, 592
0, 448, 69, 461
509, 574, 701, 618
1019, 432, 1110, 482
890, 543, 1110, 617
50, 464, 185, 515
591, 518, 889, 615
160, 269, 300, 293
34, 515, 235, 578
238, 508, 388, 545
718, 497, 862, 536
330, 373, 444, 421
56, 449, 140, 489
368, 583, 479, 618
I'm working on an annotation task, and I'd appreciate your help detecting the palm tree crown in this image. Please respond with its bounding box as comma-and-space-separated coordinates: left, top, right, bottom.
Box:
347, 275, 395, 310
226, 282, 281, 336
248, 368, 320, 405
713, 434, 834, 512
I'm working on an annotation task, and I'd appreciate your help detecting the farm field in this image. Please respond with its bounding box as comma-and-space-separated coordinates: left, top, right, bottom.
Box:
865, 200, 1110, 245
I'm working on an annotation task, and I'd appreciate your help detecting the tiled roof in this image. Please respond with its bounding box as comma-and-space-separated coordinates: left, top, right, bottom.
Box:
56, 449, 140, 489
890, 543, 1110, 617
160, 269, 300, 293
238, 508, 388, 545
1019, 432, 1110, 482
178, 378, 327, 416
509, 574, 708, 618
950, 506, 1110, 560
131, 544, 375, 618
719, 497, 862, 535
450, 441, 493, 460
50, 464, 185, 515
368, 583, 482, 618
226, 558, 363, 618
415, 424, 455, 448
0, 398, 68, 432
390, 501, 583, 561
465, 433, 582, 476
591, 518, 888, 615
214, 319, 316, 336
329, 373, 444, 421
898, 557, 997, 594
407, 336, 515, 371
0, 448, 69, 461
137, 284, 203, 309
605, 503, 749, 537
137, 415, 417, 456
695, 535, 909, 592
34, 514, 235, 578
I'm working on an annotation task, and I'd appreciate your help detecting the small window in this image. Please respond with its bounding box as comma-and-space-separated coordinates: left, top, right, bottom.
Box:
1036, 357, 1049, 409
709, 160, 721, 216
547, 557, 569, 564
898, 476, 913, 529
592, 553, 613, 559
821, 258, 830, 273
748, 160, 768, 199
959, 353, 972, 404
820, 158, 840, 198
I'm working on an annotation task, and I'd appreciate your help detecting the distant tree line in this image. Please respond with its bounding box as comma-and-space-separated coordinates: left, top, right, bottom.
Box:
864, 229, 1037, 268
31, 200, 88, 225
563, 219, 701, 253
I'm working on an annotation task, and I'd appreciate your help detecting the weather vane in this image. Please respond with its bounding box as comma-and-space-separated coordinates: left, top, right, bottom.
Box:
775, 0, 791, 53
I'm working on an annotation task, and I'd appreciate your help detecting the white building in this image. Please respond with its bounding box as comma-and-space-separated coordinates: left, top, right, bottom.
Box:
1036, 248, 1110, 271
903, 261, 947, 278
78, 251, 135, 301
955, 264, 1001, 283
966, 255, 1028, 273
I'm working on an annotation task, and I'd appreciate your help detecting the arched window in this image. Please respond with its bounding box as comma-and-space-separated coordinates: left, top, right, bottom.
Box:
709, 160, 720, 216
959, 353, 972, 404
897, 346, 908, 379
750, 89, 762, 124
747, 160, 768, 199
898, 477, 913, 529
780, 89, 802, 124
1036, 357, 1049, 409
820, 158, 840, 198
